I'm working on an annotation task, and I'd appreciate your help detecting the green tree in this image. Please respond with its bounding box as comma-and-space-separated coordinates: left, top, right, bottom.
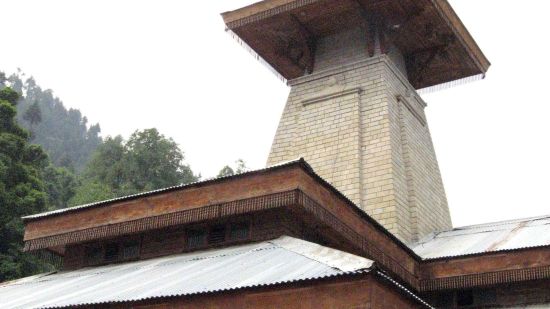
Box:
70, 129, 199, 205
81, 136, 126, 191
1, 71, 103, 172
235, 159, 248, 174
216, 159, 248, 178
22, 101, 42, 138
217, 166, 235, 177
70, 180, 114, 206
125, 129, 198, 191
42, 165, 77, 210
0, 88, 51, 281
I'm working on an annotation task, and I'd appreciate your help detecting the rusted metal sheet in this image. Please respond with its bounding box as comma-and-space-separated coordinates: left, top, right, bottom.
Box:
0, 236, 373, 309
412, 215, 550, 259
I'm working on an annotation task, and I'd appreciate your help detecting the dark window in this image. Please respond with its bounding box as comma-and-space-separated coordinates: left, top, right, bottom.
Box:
186, 229, 207, 249
457, 290, 474, 307
122, 241, 140, 260
208, 225, 226, 244
85, 245, 103, 266
229, 223, 249, 241
474, 289, 497, 305
104, 243, 120, 262
432, 292, 454, 307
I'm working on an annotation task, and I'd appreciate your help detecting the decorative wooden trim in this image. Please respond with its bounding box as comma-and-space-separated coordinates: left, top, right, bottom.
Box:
420, 265, 550, 291
296, 191, 419, 289
225, 0, 321, 29
23, 191, 296, 252
429, 0, 490, 73
23, 187, 550, 293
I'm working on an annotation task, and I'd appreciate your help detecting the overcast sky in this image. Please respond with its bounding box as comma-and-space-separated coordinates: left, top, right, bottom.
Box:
1, 0, 549, 228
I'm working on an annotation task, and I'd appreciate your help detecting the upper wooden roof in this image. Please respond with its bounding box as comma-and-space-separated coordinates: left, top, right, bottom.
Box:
221, 0, 490, 89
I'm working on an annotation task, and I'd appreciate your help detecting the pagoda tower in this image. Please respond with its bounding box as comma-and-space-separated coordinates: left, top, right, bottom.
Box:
222, 0, 489, 244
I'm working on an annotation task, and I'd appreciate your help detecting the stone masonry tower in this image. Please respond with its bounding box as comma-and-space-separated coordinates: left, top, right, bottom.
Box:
222, 0, 490, 244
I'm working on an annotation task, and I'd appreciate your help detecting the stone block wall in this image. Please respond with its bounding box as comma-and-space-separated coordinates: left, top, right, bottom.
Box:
267, 28, 451, 243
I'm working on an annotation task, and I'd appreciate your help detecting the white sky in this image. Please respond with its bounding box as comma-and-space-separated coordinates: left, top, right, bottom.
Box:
1, 0, 549, 227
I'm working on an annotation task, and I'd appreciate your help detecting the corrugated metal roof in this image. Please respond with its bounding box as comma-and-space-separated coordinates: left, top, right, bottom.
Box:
0, 236, 373, 309
412, 215, 550, 260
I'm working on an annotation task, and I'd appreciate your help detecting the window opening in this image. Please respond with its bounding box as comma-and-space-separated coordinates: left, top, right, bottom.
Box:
186, 229, 207, 249
230, 223, 249, 241
122, 241, 140, 260
104, 243, 120, 262
208, 225, 227, 244
85, 245, 103, 266
457, 290, 474, 307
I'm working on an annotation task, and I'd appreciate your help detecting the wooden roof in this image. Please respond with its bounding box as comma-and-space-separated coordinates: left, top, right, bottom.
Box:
20, 159, 550, 292
221, 0, 490, 89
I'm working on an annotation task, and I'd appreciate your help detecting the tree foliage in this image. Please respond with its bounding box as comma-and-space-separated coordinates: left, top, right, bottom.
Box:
0, 70, 205, 281
1, 71, 102, 171
42, 165, 77, 210
217, 166, 235, 177
71, 129, 199, 206
22, 101, 42, 135
0, 88, 52, 281
216, 159, 248, 178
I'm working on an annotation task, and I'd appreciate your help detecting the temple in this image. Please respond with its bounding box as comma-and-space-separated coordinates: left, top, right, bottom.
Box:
1, 0, 549, 308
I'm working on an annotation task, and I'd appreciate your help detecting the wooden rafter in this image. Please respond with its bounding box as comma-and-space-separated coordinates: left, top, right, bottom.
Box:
354, 0, 377, 57
377, 18, 389, 54
288, 14, 316, 73
407, 36, 455, 85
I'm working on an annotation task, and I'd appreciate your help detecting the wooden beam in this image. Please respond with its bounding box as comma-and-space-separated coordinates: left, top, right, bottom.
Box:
377, 19, 389, 54
288, 14, 316, 73
354, 0, 376, 57
267, 17, 314, 75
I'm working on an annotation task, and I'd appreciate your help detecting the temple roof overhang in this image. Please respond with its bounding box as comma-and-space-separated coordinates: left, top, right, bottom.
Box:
20, 159, 550, 292
221, 0, 490, 89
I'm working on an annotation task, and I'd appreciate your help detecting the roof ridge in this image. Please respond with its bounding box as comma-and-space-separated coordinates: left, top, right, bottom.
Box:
270, 236, 374, 272
450, 214, 550, 231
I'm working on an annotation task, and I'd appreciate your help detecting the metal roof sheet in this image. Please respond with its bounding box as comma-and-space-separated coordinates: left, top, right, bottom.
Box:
0, 236, 373, 309
411, 215, 550, 260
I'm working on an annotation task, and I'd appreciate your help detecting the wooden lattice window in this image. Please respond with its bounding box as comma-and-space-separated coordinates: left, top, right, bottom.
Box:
457, 290, 474, 307
186, 229, 207, 249
85, 245, 103, 266
229, 223, 249, 241
122, 241, 140, 260
208, 225, 227, 244
104, 243, 120, 262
